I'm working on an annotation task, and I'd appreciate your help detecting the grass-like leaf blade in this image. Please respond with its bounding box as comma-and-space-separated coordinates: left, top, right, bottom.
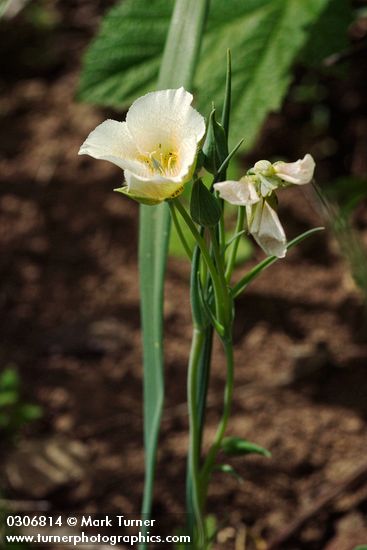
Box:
232, 227, 324, 298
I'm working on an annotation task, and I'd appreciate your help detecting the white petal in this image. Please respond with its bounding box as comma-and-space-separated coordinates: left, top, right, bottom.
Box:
259, 174, 278, 197
125, 170, 184, 202
175, 136, 201, 181
126, 88, 205, 153
273, 154, 315, 185
78, 119, 146, 174
249, 201, 287, 258
254, 160, 272, 174
214, 177, 259, 206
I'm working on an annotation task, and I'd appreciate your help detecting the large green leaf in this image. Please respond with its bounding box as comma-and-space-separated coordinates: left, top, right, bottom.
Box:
79, 0, 332, 147
299, 0, 353, 67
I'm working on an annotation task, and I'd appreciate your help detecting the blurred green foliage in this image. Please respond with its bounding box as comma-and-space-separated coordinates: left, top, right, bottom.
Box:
325, 177, 367, 217
78, 0, 349, 149
0, 366, 42, 441
315, 180, 367, 306
298, 0, 352, 67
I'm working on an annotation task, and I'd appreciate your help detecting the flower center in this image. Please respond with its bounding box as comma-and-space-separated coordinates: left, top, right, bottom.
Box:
139, 144, 179, 176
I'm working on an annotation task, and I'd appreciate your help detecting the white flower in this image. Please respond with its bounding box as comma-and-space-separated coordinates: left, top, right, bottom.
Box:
273, 154, 315, 185
214, 153, 315, 258
79, 87, 205, 203
214, 177, 286, 257
214, 176, 259, 206
247, 200, 286, 258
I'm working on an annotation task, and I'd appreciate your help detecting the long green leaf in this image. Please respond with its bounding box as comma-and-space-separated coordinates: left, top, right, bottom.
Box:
78, 0, 332, 148
138, 0, 210, 541
221, 436, 271, 458
232, 227, 324, 298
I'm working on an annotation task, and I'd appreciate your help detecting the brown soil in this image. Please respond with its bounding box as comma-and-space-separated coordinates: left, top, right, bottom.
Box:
1, 2, 367, 549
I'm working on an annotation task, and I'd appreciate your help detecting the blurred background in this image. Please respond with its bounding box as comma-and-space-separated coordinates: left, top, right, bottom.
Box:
0, 1, 367, 548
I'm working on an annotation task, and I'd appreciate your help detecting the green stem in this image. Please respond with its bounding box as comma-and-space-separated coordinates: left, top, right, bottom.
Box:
201, 336, 234, 491
169, 201, 193, 260
225, 206, 245, 282
186, 240, 212, 545
172, 199, 227, 326
209, 226, 230, 326
197, 326, 214, 448
218, 198, 226, 255
188, 327, 206, 547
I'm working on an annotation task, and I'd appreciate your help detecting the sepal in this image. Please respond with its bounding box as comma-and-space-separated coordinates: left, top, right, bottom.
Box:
202, 109, 228, 175
190, 179, 222, 227
114, 186, 162, 205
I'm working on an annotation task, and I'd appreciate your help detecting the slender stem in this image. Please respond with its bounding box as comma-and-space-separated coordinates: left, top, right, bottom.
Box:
209, 226, 230, 326
225, 206, 245, 282
172, 199, 227, 325
169, 201, 193, 260
218, 198, 226, 255
201, 336, 234, 490
197, 326, 214, 448
188, 327, 206, 546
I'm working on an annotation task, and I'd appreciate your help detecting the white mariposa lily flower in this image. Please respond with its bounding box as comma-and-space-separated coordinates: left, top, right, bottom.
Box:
214, 153, 315, 258
247, 200, 287, 258
214, 177, 285, 257
79, 87, 205, 203
273, 153, 315, 185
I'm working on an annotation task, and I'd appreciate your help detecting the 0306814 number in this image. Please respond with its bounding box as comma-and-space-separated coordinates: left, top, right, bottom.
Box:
6, 515, 63, 527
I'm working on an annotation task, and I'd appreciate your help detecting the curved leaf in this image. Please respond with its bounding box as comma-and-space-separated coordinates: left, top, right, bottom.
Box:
221, 436, 271, 458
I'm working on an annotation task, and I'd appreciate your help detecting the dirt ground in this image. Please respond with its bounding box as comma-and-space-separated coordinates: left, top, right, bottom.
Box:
1, 2, 367, 549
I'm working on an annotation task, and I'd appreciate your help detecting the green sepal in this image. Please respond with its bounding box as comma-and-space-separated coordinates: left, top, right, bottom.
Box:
221, 436, 271, 458
195, 150, 205, 172
114, 186, 161, 206
214, 463, 244, 483
190, 179, 221, 227
202, 109, 228, 175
